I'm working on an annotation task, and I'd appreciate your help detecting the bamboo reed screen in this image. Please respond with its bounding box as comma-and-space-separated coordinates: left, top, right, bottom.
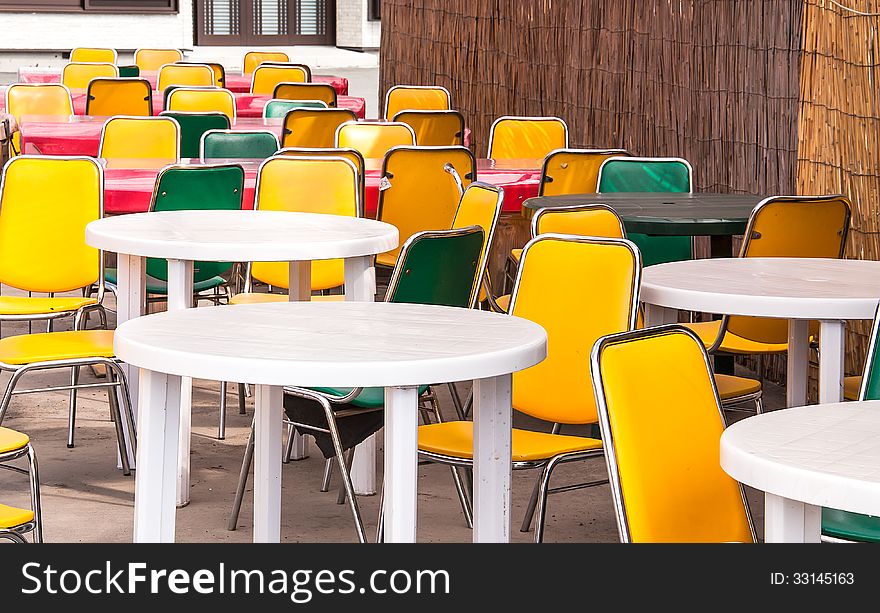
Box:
381, 0, 879, 391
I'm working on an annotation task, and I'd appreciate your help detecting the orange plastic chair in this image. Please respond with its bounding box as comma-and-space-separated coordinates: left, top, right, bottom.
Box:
156, 64, 215, 92
250, 63, 311, 94
85, 78, 153, 117
134, 48, 183, 72
281, 108, 357, 148
334, 121, 416, 159
487, 116, 569, 161
392, 110, 464, 146
243, 51, 290, 75
383, 85, 451, 120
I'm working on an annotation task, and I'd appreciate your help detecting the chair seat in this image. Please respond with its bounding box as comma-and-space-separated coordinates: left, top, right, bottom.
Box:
0, 295, 97, 316
0, 427, 29, 454
713, 374, 761, 400
230, 292, 345, 305
494, 294, 511, 312
418, 420, 602, 462
375, 251, 398, 269
307, 385, 430, 409
844, 375, 862, 401
684, 320, 788, 355
0, 330, 115, 365
0, 503, 33, 530
105, 269, 226, 295
509, 248, 522, 263
822, 508, 880, 542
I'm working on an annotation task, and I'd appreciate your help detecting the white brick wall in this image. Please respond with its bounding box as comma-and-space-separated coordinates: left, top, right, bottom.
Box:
336, 0, 380, 50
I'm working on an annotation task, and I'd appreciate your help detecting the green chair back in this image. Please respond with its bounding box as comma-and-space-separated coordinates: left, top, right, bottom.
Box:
200, 129, 279, 160
159, 111, 230, 158
146, 164, 245, 283
118, 65, 140, 78
597, 157, 693, 267
264, 99, 327, 118
386, 226, 484, 307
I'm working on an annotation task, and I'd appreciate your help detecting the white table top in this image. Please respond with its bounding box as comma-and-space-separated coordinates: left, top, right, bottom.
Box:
86, 210, 399, 261
720, 401, 880, 516
642, 257, 880, 319
114, 301, 548, 387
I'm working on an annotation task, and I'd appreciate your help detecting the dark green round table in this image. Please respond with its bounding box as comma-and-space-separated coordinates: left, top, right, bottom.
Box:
522, 192, 767, 257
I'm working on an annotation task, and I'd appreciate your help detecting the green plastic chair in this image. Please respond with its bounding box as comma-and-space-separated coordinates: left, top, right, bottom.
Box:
200, 129, 279, 161
597, 156, 693, 267
118, 65, 140, 78
822, 304, 880, 542
105, 164, 245, 300
263, 98, 328, 119
159, 111, 230, 158
228, 226, 486, 542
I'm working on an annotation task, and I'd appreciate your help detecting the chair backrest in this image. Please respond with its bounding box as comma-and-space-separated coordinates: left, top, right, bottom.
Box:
251, 156, 362, 291
200, 129, 279, 161
386, 227, 484, 308
99, 115, 180, 161
134, 48, 183, 72
721, 195, 852, 344
85, 78, 153, 117
335, 121, 416, 159
263, 98, 327, 118
384, 85, 451, 120
450, 182, 503, 306
487, 116, 568, 160
531, 204, 627, 239
177, 61, 225, 87
509, 234, 640, 425
118, 65, 140, 78
158, 111, 230, 158
0, 156, 102, 293
146, 164, 245, 283
597, 156, 693, 193
859, 305, 880, 401
156, 63, 214, 92
539, 148, 630, 196
273, 82, 337, 107
281, 108, 357, 148
5, 84, 73, 120
377, 146, 476, 264
243, 51, 290, 75
276, 147, 365, 206
167, 87, 236, 120
251, 64, 311, 94
71, 47, 117, 64
591, 325, 756, 543
61, 62, 118, 89
392, 110, 464, 146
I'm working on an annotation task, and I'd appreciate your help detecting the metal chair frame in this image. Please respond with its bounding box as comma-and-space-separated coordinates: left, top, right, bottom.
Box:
0, 440, 42, 542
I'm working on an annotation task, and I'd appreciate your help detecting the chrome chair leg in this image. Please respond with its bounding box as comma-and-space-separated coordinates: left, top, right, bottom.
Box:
105, 369, 131, 476
533, 455, 566, 544
28, 444, 42, 543
520, 473, 543, 533
238, 383, 247, 414
319, 403, 367, 543
283, 423, 295, 463
0, 530, 27, 543
376, 482, 385, 544
321, 457, 334, 491
336, 448, 355, 505
755, 396, 764, 414
227, 421, 255, 531
67, 366, 79, 448
218, 381, 228, 440
447, 382, 466, 420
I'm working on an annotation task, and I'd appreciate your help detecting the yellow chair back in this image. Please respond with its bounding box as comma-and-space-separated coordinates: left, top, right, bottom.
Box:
156, 64, 214, 92
243, 51, 290, 75
532, 203, 626, 239
134, 48, 183, 72
251, 64, 311, 94
451, 182, 503, 305
98, 116, 180, 161
509, 235, 640, 424
61, 62, 118, 89
5, 84, 73, 155
335, 121, 415, 159
591, 325, 756, 543
273, 82, 337, 107
71, 47, 117, 64
488, 116, 568, 160
539, 149, 629, 196
252, 156, 361, 290
167, 87, 236, 121
392, 110, 464, 146
384, 85, 451, 120
281, 108, 357, 148
0, 156, 102, 292
86, 78, 152, 117
277, 147, 365, 206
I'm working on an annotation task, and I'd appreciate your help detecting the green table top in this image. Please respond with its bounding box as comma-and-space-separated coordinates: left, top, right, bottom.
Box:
522, 192, 766, 236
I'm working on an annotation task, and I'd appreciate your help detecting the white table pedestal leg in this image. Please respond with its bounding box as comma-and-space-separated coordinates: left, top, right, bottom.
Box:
787, 319, 809, 408
345, 255, 378, 496
819, 320, 846, 405
285, 261, 312, 461
644, 304, 678, 327
133, 369, 182, 543
383, 385, 419, 543
253, 384, 283, 543
167, 259, 194, 508
115, 253, 144, 469
472, 374, 512, 543
764, 493, 821, 543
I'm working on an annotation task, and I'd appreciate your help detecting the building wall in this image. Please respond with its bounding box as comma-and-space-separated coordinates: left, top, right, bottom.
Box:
336, 0, 380, 50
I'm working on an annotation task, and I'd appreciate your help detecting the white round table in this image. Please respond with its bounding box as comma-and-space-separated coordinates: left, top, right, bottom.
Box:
114, 301, 548, 544
720, 400, 880, 542
87, 210, 399, 505
641, 258, 880, 407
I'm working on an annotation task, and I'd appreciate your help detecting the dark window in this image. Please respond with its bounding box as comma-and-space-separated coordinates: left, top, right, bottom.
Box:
368, 0, 379, 21
0, 0, 178, 12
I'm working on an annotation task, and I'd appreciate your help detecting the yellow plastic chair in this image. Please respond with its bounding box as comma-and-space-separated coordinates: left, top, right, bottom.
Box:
243, 51, 290, 74
591, 325, 757, 542
392, 110, 464, 146
335, 121, 416, 160
451, 182, 504, 308
418, 234, 641, 542
539, 148, 630, 196
156, 63, 214, 92
70, 47, 117, 64
0, 427, 41, 543
281, 108, 357, 148
251, 63, 311, 94
61, 62, 118, 90
383, 85, 451, 120
375, 145, 475, 268
273, 82, 337, 107
134, 48, 183, 72
85, 78, 153, 117
277, 147, 365, 206
0, 156, 136, 471
98, 115, 180, 162
166, 87, 236, 121
4, 84, 73, 155
487, 116, 569, 160
176, 61, 226, 87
